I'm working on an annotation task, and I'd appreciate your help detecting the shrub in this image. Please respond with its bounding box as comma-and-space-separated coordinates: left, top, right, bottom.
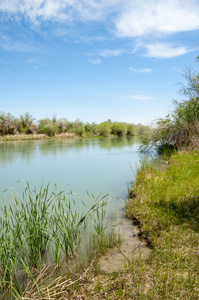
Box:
111, 122, 127, 136
142, 56, 199, 151
98, 122, 111, 137
73, 124, 85, 136
37, 119, 59, 136
127, 124, 135, 136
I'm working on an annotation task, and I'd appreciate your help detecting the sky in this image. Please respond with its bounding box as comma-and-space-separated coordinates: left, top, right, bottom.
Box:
0, 0, 199, 125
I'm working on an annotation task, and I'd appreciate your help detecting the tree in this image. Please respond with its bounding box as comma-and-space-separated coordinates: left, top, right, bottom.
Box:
142, 56, 199, 152
98, 122, 111, 137
111, 122, 127, 136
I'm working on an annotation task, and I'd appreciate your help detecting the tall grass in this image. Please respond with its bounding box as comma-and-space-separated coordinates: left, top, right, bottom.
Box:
0, 182, 118, 298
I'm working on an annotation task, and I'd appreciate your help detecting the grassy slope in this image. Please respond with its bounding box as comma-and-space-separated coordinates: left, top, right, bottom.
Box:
74, 151, 198, 299
126, 150, 199, 299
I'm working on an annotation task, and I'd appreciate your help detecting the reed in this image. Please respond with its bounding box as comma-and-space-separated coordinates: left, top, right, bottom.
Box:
0, 182, 119, 298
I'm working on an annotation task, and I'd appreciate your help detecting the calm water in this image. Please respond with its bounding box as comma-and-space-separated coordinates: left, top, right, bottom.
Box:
0, 137, 147, 219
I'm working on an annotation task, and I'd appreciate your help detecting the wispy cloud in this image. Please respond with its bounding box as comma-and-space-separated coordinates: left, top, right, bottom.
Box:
1, 0, 199, 58
0, 0, 122, 24
127, 95, 153, 101
27, 58, 38, 63
129, 67, 152, 73
144, 42, 195, 58
1, 0, 199, 37
90, 58, 102, 65
1, 41, 34, 52
99, 49, 126, 57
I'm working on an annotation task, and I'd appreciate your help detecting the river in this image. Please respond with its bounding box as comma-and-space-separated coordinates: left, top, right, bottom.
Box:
0, 136, 148, 219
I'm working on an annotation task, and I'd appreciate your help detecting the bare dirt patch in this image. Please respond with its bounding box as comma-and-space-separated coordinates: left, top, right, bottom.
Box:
96, 217, 150, 273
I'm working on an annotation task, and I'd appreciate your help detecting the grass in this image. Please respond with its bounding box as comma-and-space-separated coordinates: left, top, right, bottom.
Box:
0, 183, 120, 299
0, 132, 77, 141
125, 150, 199, 299
72, 150, 198, 299
71, 150, 199, 299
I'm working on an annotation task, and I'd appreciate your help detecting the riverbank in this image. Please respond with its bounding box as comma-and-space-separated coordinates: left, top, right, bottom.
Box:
0, 132, 78, 141
0, 132, 139, 141
71, 150, 199, 299
125, 150, 199, 299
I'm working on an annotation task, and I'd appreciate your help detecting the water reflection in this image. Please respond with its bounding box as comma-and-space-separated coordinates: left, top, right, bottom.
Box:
0, 140, 38, 164
0, 137, 142, 164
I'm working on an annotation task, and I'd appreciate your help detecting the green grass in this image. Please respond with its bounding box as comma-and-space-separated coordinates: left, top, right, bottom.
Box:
125, 150, 199, 299
78, 150, 199, 299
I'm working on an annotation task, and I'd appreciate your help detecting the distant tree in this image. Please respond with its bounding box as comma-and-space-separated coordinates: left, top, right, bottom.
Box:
20, 112, 35, 128
37, 118, 59, 136
111, 122, 127, 136
98, 122, 111, 137
127, 124, 136, 136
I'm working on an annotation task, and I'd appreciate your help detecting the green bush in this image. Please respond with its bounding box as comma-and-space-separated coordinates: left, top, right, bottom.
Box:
37, 119, 59, 136
73, 124, 85, 136
98, 122, 111, 137
111, 122, 127, 136
127, 124, 135, 136
142, 56, 199, 151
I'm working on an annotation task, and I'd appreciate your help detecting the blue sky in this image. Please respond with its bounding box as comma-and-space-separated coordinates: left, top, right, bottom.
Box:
0, 0, 199, 125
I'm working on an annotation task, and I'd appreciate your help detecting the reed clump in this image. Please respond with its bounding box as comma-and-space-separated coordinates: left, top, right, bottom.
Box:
0, 183, 119, 299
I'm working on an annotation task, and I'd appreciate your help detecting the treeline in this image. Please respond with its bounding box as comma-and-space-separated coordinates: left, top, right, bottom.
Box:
0, 112, 150, 138
142, 55, 199, 153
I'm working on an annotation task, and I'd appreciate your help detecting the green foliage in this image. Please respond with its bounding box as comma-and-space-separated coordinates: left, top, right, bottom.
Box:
56, 118, 70, 133
0, 112, 19, 136
72, 122, 85, 137
37, 118, 59, 136
85, 122, 98, 135
126, 151, 199, 298
111, 122, 127, 136
0, 111, 147, 139
20, 112, 35, 128
127, 123, 135, 136
142, 57, 199, 151
97, 122, 111, 137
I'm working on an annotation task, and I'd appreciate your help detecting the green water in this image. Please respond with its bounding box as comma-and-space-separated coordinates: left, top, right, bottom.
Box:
0, 136, 148, 218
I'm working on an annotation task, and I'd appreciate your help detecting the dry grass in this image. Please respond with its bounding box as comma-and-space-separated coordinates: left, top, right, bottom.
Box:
0, 132, 77, 141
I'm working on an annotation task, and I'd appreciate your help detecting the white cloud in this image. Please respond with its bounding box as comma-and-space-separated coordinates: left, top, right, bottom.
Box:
0, 0, 122, 24
27, 58, 38, 63
90, 58, 102, 64
115, 0, 199, 37
99, 49, 125, 57
128, 95, 153, 101
1, 40, 34, 52
1, 0, 199, 38
144, 43, 194, 58
129, 67, 152, 73
1, 0, 199, 58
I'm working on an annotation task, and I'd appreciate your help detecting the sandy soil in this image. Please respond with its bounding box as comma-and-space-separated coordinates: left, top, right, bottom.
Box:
96, 217, 150, 273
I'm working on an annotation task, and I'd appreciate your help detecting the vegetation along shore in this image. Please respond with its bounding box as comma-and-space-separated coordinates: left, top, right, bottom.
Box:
0, 113, 149, 141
